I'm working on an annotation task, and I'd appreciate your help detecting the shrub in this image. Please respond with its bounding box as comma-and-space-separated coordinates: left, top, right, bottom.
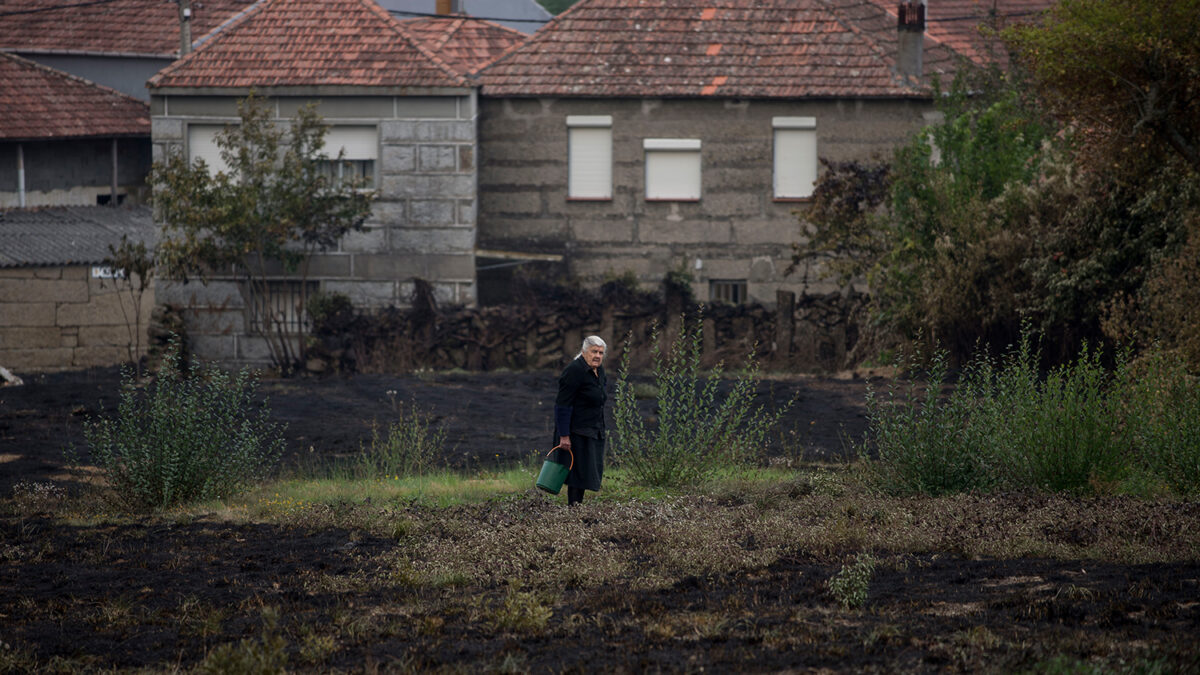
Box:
863, 333, 1200, 496
863, 349, 999, 496
83, 340, 285, 509
1118, 349, 1200, 495
827, 553, 877, 609
356, 396, 446, 478
612, 318, 792, 488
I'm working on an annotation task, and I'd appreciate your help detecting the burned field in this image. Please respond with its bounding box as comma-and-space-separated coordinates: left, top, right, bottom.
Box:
2, 368, 1199, 672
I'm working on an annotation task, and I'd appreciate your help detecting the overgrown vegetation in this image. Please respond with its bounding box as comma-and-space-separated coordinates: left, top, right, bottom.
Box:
612, 319, 792, 487
81, 341, 286, 509
793, 10, 1200, 370
355, 395, 447, 479
862, 335, 1200, 497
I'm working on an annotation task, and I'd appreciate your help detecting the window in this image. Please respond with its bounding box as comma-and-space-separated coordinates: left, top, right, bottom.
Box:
773, 117, 817, 199
709, 279, 747, 305
244, 280, 318, 335
316, 126, 378, 188
187, 124, 378, 185
567, 115, 612, 199
644, 139, 702, 201
187, 124, 230, 176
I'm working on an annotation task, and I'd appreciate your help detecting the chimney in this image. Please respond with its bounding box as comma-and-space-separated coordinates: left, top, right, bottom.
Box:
435, 0, 462, 15
896, 1, 925, 83
177, 0, 192, 56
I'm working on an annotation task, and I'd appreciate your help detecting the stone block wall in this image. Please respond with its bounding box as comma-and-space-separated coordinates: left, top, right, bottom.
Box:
150, 91, 479, 367
478, 96, 934, 304
0, 265, 154, 372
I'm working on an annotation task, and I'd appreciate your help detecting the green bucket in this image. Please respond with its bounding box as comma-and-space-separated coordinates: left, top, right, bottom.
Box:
535, 445, 574, 495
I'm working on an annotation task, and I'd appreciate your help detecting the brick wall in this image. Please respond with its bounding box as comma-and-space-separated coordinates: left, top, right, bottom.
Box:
0, 265, 153, 372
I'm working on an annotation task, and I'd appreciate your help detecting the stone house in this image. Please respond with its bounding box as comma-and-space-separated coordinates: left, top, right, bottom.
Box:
473, 0, 1053, 306
0, 54, 157, 371
145, 0, 522, 365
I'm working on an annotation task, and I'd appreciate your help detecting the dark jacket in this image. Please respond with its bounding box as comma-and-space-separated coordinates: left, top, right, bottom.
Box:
554, 356, 607, 437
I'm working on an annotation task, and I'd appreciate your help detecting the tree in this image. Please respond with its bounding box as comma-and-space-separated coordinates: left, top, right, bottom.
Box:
792, 68, 1052, 357
1008, 0, 1200, 173
103, 235, 155, 378
150, 94, 374, 373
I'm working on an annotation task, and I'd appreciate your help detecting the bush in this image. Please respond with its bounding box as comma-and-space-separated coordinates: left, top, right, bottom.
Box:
84, 340, 285, 509
1119, 349, 1200, 495
827, 553, 876, 609
612, 318, 791, 488
863, 334, 1200, 496
356, 395, 445, 478
863, 349, 999, 496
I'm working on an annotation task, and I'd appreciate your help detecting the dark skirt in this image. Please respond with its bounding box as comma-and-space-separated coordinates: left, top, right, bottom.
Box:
564, 432, 605, 492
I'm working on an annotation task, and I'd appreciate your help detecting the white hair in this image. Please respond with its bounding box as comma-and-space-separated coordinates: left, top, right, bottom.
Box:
575, 335, 607, 359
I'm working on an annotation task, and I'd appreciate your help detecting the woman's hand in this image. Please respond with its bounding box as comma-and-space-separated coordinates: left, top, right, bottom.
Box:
559, 435, 571, 450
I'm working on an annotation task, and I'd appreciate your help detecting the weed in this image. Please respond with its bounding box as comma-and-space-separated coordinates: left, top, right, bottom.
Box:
198, 606, 287, 675
827, 553, 877, 609
357, 400, 446, 479
490, 584, 554, 633
82, 339, 285, 509
613, 318, 793, 488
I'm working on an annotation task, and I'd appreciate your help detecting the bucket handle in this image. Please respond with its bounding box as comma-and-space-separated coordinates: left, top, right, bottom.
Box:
547, 444, 574, 471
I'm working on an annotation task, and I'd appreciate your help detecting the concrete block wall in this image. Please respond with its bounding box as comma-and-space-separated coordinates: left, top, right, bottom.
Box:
478, 96, 933, 305
0, 265, 154, 372
150, 92, 478, 366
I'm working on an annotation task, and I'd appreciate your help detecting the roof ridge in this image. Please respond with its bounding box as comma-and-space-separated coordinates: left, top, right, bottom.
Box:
0, 51, 148, 106
362, 0, 472, 87
475, 0, 590, 77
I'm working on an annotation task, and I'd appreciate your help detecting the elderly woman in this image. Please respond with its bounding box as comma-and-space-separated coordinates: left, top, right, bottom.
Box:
554, 335, 608, 506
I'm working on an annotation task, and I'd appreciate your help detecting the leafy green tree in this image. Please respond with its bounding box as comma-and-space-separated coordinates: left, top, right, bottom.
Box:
150, 94, 373, 373
1008, 0, 1200, 174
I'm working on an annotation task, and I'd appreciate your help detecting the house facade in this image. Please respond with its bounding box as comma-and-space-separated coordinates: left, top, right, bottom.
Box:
145, 0, 517, 365
474, 0, 1050, 305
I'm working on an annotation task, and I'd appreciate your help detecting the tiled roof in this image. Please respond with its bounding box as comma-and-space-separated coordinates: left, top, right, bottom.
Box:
402, 15, 527, 75
0, 0, 252, 57
379, 0, 552, 34
149, 0, 472, 90
0, 205, 156, 268
478, 0, 1056, 99
0, 53, 149, 140
917, 0, 1056, 68
478, 0, 957, 99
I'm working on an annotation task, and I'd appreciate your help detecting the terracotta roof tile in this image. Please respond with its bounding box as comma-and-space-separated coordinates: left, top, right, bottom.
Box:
0, 0, 251, 57
401, 15, 527, 75
0, 52, 149, 140
478, 0, 932, 98
148, 0, 471, 89
478, 0, 1055, 99
917, 0, 1056, 68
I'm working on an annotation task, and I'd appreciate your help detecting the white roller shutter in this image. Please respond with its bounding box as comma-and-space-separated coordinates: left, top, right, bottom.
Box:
567, 116, 612, 199
187, 124, 230, 176
320, 126, 378, 160
644, 138, 702, 201
773, 117, 818, 199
